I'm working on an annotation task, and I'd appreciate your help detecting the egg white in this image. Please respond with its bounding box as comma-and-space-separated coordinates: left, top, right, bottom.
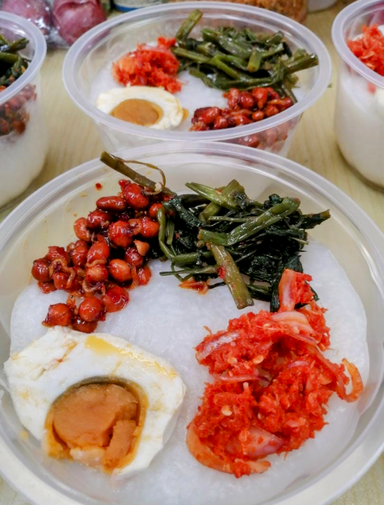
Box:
96, 86, 184, 130
4, 327, 186, 478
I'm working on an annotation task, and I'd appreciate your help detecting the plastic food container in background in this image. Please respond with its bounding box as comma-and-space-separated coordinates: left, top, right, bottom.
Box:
0, 12, 48, 210
0, 141, 383, 505
308, 0, 338, 13
333, 0, 384, 189
168, 0, 308, 23
63, 2, 331, 157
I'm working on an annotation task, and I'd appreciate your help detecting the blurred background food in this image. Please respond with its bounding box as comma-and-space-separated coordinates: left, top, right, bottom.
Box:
0, 0, 350, 47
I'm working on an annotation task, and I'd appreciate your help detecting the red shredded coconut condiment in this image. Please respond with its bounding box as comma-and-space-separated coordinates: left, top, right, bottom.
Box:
348, 24, 384, 76
187, 269, 363, 478
112, 37, 182, 94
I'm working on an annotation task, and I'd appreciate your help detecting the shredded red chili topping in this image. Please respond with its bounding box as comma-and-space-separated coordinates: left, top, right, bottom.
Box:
187, 269, 363, 478
112, 37, 182, 94
348, 24, 384, 76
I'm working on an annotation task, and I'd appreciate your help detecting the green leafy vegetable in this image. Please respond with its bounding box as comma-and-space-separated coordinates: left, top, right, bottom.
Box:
101, 153, 330, 312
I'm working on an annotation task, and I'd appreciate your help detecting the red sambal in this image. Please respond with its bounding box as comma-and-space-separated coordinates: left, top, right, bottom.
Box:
187, 269, 363, 478
112, 37, 182, 94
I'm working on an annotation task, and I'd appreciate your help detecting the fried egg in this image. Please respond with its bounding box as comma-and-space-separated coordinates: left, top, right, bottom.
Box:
4, 327, 186, 478
96, 86, 184, 130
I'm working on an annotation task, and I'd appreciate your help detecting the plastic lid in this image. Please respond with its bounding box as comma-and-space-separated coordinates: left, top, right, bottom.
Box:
332, 0, 384, 88
0, 12, 47, 105
63, 1, 332, 142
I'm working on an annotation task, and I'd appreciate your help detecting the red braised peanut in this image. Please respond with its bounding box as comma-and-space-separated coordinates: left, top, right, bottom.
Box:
192, 107, 221, 126
264, 104, 280, 117
137, 265, 152, 286
128, 218, 143, 236
85, 265, 109, 284
87, 209, 112, 230
265, 87, 280, 100
141, 216, 160, 239
96, 196, 126, 212
227, 88, 240, 109
109, 259, 132, 283
239, 91, 254, 109
38, 281, 57, 294
228, 114, 252, 127
251, 87, 268, 110
102, 286, 129, 313
87, 241, 110, 264
148, 203, 163, 219
32, 258, 51, 282
108, 220, 133, 248
123, 182, 150, 210
125, 247, 144, 268
72, 316, 98, 334
134, 240, 150, 256
46, 246, 70, 265
44, 303, 72, 327
70, 240, 89, 268
213, 116, 229, 130
78, 297, 103, 322
251, 110, 265, 122
74, 217, 92, 242
53, 272, 70, 290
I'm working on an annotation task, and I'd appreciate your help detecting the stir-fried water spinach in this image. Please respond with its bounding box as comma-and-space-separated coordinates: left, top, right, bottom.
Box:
0, 34, 29, 88
101, 152, 330, 312
172, 9, 318, 96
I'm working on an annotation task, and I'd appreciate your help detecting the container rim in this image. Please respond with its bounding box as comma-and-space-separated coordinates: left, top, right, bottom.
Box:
0, 141, 383, 505
332, 0, 384, 88
62, 1, 332, 141
0, 12, 47, 105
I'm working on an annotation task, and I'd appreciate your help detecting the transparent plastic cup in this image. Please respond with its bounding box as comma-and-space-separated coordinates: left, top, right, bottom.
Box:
62, 2, 331, 157
333, 0, 384, 189
0, 12, 48, 211
0, 141, 383, 505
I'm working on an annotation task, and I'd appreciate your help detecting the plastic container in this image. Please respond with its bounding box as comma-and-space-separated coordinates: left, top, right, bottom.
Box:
308, 0, 337, 12
0, 141, 383, 505
113, 0, 162, 12
0, 12, 48, 210
63, 2, 331, 157
168, 0, 308, 23
333, 0, 384, 189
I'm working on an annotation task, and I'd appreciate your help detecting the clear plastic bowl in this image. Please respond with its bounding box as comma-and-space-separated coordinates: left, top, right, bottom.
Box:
0, 12, 48, 211
0, 141, 383, 505
62, 2, 331, 157
332, 0, 384, 189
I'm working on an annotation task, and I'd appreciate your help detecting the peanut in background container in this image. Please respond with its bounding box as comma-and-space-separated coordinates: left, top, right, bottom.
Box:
0, 12, 48, 210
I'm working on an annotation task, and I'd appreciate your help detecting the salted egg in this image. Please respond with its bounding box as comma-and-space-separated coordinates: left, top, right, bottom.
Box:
96, 86, 184, 130
4, 327, 186, 478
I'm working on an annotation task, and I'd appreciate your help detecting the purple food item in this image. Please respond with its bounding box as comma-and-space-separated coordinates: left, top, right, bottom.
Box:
2, 0, 53, 36
52, 0, 106, 45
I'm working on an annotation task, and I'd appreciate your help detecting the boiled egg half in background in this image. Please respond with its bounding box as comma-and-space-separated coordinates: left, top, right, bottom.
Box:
96, 86, 184, 130
4, 327, 186, 478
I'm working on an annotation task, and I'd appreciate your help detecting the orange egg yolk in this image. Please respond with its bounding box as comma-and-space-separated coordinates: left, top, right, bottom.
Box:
110, 98, 163, 126
45, 383, 144, 471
